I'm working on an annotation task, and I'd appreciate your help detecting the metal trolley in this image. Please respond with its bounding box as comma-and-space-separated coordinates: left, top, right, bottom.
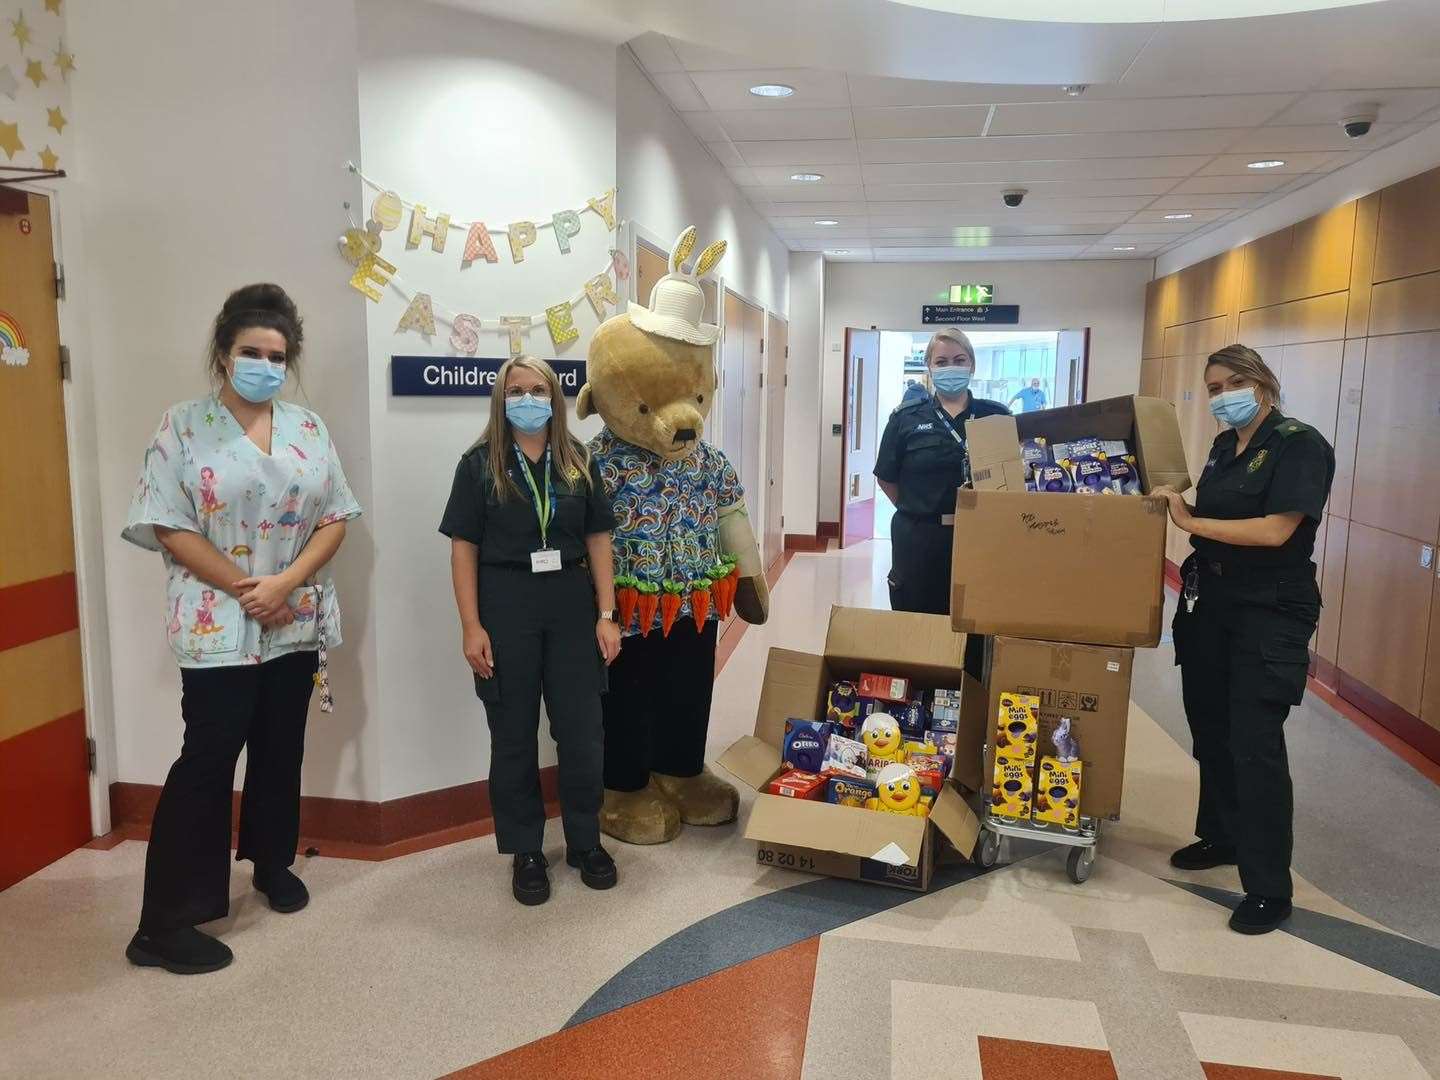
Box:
974, 740, 1101, 884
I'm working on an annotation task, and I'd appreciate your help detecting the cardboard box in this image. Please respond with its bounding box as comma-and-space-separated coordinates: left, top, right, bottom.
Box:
984, 636, 1133, 820
717, 606, 982, 892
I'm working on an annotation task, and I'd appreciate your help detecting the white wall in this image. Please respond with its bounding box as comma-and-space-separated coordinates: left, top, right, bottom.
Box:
783, 252, 824, 537
815, 259, 1152, 522
65, 0, 380, 799
357, 0, 617, 801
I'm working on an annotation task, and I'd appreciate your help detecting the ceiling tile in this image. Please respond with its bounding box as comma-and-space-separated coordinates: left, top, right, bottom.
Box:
742, 185, 868, 203
1108, 222, 1208, 235
859, 130, 1242, 164
742, 163, 865, 186
852, 106, 991, 140
1268, 88, 1440, 126
859, 178, 1177, 201
1224, 123, 1408, 153
650, 72, 708, 112
686, 69, 850, 111
1147, 192, 1263, 210
724, 165, 761, 187
1169, 171, 1298, 193
988, 95, 1297, 137
1196, 151, 1337, 174
705, 142, 746, 168
714, 108, 855, 141
667, 38, 750, 71
859, 157, 1213, 185
770, 215, 869, 230
857, 192, 1157, 213
731, 140, 860, 166
626, 33, 683, 74
873, 247, 1090, 261
868, 223, 1110, 237
681, 112, 728, 142
1128, 207, 1229, 224
845, 75, 1068, 108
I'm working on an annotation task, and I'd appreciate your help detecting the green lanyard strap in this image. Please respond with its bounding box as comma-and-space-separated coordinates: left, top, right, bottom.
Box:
514, 443, 555, 547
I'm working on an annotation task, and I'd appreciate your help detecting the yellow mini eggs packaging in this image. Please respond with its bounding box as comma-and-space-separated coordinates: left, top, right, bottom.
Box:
1032, 756, 1083, 827
993, 692, 1040, 763
989, 753, 1033, 819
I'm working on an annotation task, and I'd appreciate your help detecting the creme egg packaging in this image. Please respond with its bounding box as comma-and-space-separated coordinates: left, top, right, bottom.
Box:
1032, 756, 1083, 827
994, 692, 1040, 763
826, 776, 876, 809
989, 753, 1033, 819
820, 733, 868, 780
782, 719, 832, 773
825, 680, 861, 732
1068, 455, 1110, 495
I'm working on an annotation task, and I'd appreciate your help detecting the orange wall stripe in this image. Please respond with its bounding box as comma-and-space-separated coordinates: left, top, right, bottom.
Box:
0, 572, 79, 652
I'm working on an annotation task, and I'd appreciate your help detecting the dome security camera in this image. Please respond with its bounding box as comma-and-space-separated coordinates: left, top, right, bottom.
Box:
1341, 106, 1379, 139
1002, 188, 1028, 208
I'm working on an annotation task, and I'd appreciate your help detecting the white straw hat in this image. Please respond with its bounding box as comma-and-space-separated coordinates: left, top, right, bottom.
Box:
628, 226, 727, 347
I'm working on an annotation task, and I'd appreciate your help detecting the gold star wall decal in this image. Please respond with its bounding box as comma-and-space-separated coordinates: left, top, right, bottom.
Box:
39, 145, 59, 171
47, 106, 65, 133
0, 120, 23, 161
25, 58, 45, 87
53, 44, 75, 79
44, 0, 62, 13
9, 9, 31, 49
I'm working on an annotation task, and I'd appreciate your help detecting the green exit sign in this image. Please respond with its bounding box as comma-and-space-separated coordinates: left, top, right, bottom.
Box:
949, 283, 993, 305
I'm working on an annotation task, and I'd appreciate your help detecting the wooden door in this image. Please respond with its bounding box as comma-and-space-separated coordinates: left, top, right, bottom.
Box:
634, 240, 667, 309
720, 290, 745, 476
741, 299, 765, 514
763, 314, 788, 569
0, 192, 91, 890
841, 328, 880, 548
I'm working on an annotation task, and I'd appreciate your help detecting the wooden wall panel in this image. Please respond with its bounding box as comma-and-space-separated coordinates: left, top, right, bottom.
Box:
1139, 355, 1164, 398
1308, 514, 1329, 654
1287, 202, 1356, 301
1237, 305, 1286, 349
1176, 248, 1243, 326
1423, 581, 1440, 732
1284, 291, 1349, 344
1279, 339, 1343, 446
1240, 226, 1294, 311
1368, 270, 1440, 337
1346, 192, 1381, 339
1372, 165, 1440, 283
1337, 521, 1435, 716
1142, 277, 1175, 359
1350, 331, 1440, 544
1315, 515, 1348, 664
1329, 339, 1367, 520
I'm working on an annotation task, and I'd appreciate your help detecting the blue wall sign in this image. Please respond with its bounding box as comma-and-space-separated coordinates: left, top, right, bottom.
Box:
921, 304, 1020, 325
391, 355, 586, 396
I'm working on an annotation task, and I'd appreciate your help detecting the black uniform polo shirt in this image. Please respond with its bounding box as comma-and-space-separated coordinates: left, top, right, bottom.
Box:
874, 392, 1011, 517
1191, 409, 1335, 568
439, 440, 617, 567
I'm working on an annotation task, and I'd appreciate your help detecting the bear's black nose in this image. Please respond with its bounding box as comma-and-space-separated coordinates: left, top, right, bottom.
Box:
673, 428, 697, 442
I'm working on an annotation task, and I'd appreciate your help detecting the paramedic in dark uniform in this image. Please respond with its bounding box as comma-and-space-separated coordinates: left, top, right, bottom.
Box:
1153, 343, 1334, 936
874, 327, 1009, 674
440, 356, 622, 907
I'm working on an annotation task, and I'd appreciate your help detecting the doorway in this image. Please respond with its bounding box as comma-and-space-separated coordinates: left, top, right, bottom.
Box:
0, 191, 92, 889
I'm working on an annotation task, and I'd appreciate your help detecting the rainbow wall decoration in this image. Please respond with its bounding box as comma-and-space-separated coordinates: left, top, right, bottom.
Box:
0, 311, 30, 367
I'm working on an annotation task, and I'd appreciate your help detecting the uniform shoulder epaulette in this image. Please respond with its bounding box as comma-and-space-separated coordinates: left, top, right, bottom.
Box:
1276, 418, 1312, 438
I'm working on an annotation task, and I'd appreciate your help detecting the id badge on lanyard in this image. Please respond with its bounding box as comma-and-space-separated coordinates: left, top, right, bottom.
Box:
515, 443, 561, 573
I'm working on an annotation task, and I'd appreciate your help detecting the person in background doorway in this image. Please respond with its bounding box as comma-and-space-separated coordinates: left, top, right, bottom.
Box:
900, 378, 930, 407
122, 284, 362, 975
874, 327, 1008, 674
1153, 343, 1334, 936
440, 356, 621, 907
1008, 378, 1047, 413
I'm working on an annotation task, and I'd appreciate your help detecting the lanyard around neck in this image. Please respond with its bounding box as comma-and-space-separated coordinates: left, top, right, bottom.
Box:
930, 395, 967, 448
513, 442, 555, 547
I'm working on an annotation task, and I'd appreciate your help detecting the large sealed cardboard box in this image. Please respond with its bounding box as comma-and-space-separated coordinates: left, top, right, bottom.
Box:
716, 606, 982, 892
977, 636, 1134, 820
951, 397, 1191, 648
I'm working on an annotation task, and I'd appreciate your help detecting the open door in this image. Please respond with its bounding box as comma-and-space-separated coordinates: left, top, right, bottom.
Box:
1056, 328, 1090, 406
840, 328, 880, 548
763, 314, 788, 570
0, 191, 92, 889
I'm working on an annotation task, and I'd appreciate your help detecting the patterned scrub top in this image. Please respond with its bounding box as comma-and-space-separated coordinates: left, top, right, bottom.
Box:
122, 397, 363, 668
589, 428, 742, 637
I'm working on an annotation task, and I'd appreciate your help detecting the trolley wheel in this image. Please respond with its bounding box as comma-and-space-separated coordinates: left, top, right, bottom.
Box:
977, 830, 1001, 868
1066, 846, 1095, 884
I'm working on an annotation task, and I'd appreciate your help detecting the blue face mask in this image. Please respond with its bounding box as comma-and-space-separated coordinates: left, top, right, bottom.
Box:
931, 367, 971, 395
230, 357, 287, 403
1209, 386, 1261, 428
505, 393, 553, 434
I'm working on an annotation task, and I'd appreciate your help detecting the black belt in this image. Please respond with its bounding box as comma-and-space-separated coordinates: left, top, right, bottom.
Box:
1191, 556, 1312, 584
896, 510, 956, 525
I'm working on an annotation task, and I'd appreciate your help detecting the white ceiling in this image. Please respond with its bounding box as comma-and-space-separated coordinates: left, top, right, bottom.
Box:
627, 31, 1440, 262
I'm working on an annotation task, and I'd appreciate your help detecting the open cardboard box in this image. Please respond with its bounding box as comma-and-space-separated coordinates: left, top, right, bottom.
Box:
716, 606, 984, 892
952, 396, 1192, 648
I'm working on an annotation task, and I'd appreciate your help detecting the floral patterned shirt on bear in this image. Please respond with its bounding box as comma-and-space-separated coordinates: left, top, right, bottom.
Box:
122, 397, 363, 668
590, 428, 743, 637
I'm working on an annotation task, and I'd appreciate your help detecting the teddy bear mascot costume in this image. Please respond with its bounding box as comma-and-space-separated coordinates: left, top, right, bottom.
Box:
577, 227, 770, 845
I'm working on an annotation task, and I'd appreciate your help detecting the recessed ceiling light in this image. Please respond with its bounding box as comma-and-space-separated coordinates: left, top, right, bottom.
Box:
790, 172, 824, 183
1163, 213, 1194, 220
827, 249, 851, 255
813, 219, 840, 226
1247, 159, 1286, 169
749, 83, 795, 98
1061, 85, 1087, 97
1112, 245, 1136, 251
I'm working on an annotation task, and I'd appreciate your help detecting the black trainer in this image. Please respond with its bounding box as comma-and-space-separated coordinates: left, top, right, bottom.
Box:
566, 846, 617, 890
1169, 840, 1237, 871
512, 852, 550, 906
254, 865, 309, 913
1230, 894, 1292, 935
126, 927, 233, 975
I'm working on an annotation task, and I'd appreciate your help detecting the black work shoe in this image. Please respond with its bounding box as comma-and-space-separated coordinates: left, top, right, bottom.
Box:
566, 846, 618, 890
512, 852, 551, 906
254, 865, 309, 913
1229, 895, 1293, 935
1169, 840, 1237, 871
126, 927, 233, 975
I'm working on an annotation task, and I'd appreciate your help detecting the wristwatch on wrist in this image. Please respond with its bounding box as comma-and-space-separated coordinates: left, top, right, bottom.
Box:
599, 609, 615, 621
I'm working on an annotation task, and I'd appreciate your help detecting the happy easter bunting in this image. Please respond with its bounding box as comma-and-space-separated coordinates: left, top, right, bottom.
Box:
545, 303, 580, 349
499, 316, 532, 359
397, 292, 437, 336
583, 272, 618, 320
462, 223, 499, 267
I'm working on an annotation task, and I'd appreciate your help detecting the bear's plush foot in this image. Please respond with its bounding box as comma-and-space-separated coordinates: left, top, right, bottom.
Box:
600, 783, 682, 845
652, 769, 739, 827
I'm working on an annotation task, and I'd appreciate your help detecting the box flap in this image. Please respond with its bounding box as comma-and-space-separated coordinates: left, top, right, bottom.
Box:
1014, 395, 1137, 444
715, 735, 784, 793
754, 648, 828, 748
1132, 395, 1193, 493
927, 783, 981, 858
824, 605, 965, 675
964, 414, 1019, 473
745, 794, 930, 867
